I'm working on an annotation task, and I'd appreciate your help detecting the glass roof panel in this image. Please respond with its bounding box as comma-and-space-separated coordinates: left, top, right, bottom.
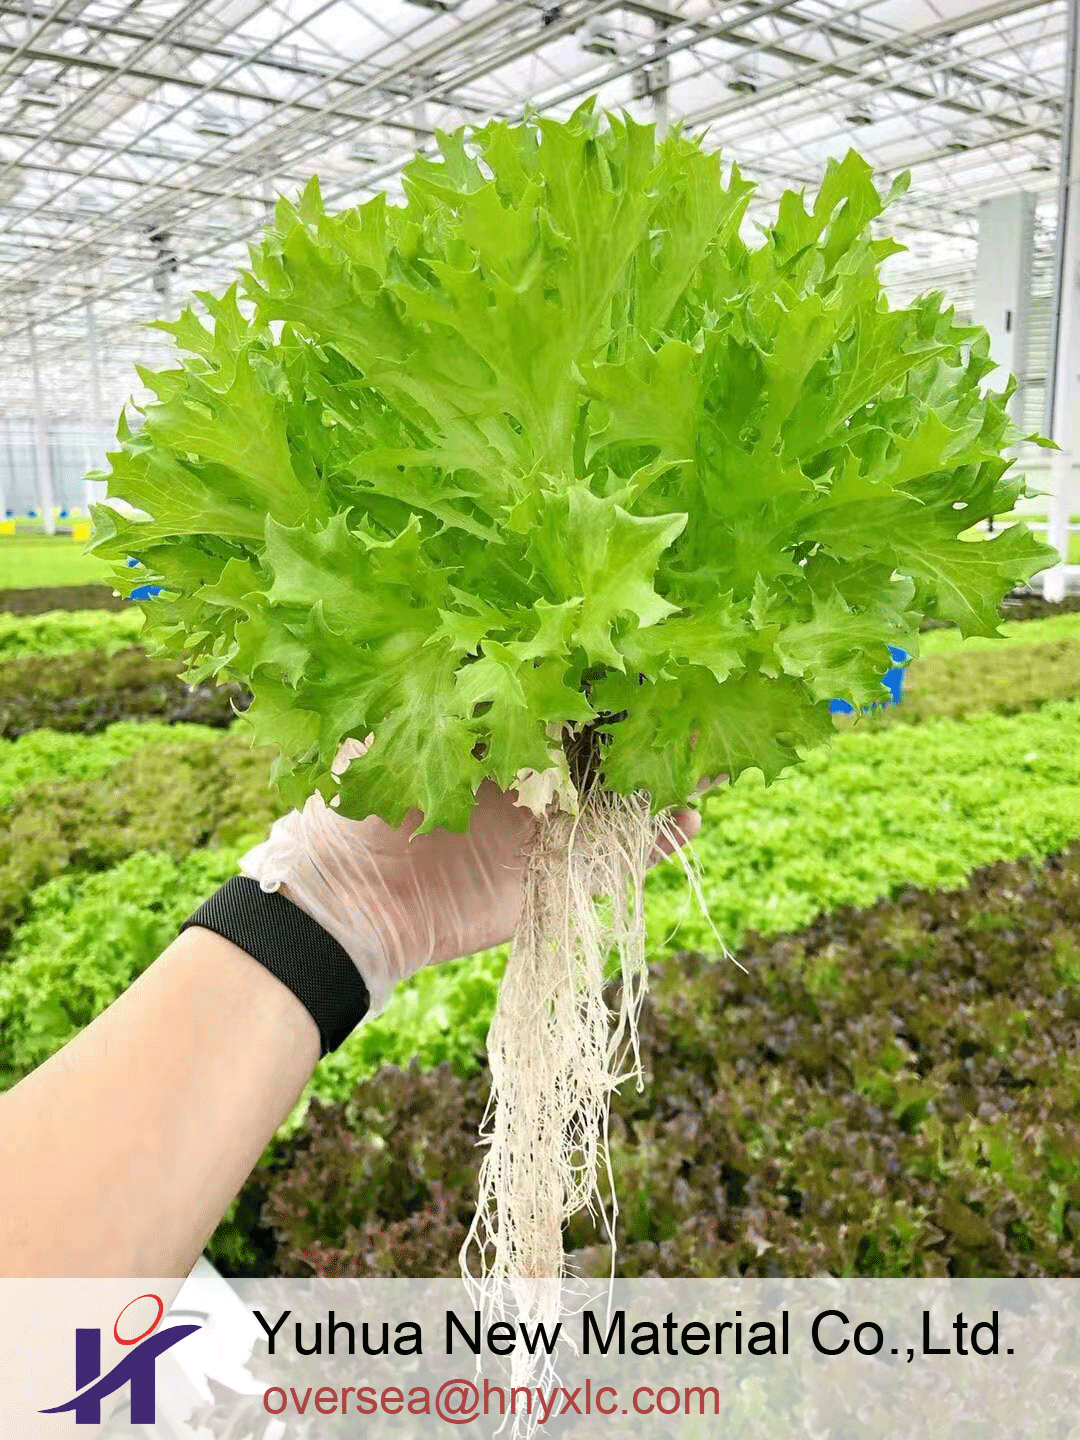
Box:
0, 0, 1063, 421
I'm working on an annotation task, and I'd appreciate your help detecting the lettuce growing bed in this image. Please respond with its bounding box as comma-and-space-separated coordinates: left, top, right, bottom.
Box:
0, 606, 1076, 1280
214, 845, 1080, 1280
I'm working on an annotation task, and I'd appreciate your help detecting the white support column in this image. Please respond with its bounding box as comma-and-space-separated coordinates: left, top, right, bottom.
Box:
652, 31, 670, 138
0, 416, 9, 522
27, 323, 56, 536
83, 302, 105, 514
972, 193, 1036, 427
260, 173, 276, 226
653, 75, 670, 136
630, 22, 670, 136
411, 94, 428, 145
1044, 0, 1080, 602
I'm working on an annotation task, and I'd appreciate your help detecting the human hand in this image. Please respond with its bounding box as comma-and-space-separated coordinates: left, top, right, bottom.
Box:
239, 738, 709, 1017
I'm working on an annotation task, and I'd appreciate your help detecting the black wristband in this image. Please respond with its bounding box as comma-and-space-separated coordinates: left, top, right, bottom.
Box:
180, 876, 370, 1057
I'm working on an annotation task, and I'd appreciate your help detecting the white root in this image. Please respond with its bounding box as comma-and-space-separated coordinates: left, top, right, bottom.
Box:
460, 784, 715, 1426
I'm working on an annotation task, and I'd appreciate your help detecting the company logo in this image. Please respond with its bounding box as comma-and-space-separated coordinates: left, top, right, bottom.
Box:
40, 1294, 200, 1425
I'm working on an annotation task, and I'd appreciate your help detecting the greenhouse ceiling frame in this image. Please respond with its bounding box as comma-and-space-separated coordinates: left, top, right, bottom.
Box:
0, 0, 1066, 426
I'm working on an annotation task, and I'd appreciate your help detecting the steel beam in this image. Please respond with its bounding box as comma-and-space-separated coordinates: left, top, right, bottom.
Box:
82, 299, 104, 513
27, 320, 55, 534
1044, 0, 1079, 600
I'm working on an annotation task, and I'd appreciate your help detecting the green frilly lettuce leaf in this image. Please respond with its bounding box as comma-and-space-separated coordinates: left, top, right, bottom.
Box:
92, 104, 1053, 832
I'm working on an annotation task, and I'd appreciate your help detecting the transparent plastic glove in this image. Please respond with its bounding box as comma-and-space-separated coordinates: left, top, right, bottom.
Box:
240, 737, 707, 1017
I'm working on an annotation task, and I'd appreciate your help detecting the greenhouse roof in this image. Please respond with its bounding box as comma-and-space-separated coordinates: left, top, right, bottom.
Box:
0, 0, 1065, 419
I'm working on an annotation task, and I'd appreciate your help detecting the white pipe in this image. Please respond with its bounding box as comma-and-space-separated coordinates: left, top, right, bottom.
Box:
1043, 0, 1079, 600
1044, 450, 1073, 601
84, 301, 105, 515
27, 322, 55, 535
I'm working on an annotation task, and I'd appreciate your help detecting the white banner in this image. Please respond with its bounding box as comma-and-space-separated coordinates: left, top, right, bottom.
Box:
2, 1273, 1077, 1437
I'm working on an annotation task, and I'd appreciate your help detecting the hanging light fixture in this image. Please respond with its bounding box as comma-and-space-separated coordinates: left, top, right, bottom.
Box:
192, 107, 244, 139
726, 63, 758, 94
19, 77, 62, 110
347, 139, 387, 165
580, 20, 620, 56
845, 101, 875, 127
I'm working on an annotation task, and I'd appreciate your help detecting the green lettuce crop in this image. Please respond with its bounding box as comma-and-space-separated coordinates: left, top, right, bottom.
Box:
92, 102, 1053, 832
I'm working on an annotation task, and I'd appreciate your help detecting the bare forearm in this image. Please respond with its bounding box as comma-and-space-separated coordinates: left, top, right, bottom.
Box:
0, 927, 320, 1278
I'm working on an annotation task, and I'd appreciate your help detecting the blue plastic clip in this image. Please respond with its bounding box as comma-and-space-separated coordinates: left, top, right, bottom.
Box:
124, 557, 163, 601
829, 646, 908, 716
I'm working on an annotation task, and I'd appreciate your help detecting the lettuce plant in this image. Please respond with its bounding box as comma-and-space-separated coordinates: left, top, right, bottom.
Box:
92, 102, 1051, 1345
92, 103, 1050, 831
